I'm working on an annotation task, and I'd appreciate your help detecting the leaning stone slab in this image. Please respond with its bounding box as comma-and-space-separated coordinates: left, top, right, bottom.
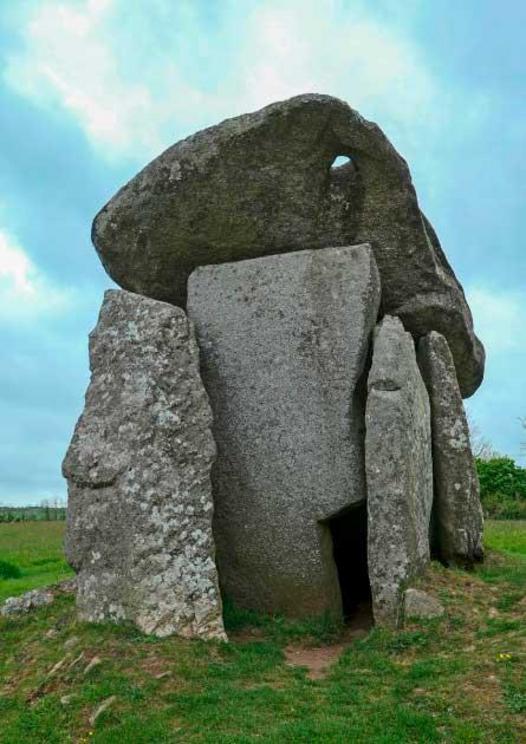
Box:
417, 331, 484, 566
62, 290, 225, 640
92, 93, 484, 396
187, 244, 380, 618
365, 316, 433, 628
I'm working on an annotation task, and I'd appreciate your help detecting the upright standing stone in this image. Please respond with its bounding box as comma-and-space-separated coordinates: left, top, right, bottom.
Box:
187, 244, 381, 617
62, 290, 225, 640
365, 316, 433, 627
417, 331, 484, 565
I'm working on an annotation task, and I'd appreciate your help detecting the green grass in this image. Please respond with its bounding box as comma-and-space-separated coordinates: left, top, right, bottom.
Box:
484, 520, 526, 556
0, 521, 524, 742
222, 596, 344, 645
477, 520, 526, 588
0, 521, 73, 602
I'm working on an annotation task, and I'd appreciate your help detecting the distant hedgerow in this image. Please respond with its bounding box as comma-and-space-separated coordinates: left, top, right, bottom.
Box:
476, 457, 526, 520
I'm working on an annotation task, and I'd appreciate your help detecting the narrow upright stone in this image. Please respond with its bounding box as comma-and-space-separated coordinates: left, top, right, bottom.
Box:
417, 331, 484, 565
187, 244, 381, 618
365, 316, 433, 627
62, 290, 225, 640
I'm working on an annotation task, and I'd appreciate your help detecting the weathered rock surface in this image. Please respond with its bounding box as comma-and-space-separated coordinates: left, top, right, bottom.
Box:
0, 588, 54, 617
57, 577, 78, 594
404, 588, 445, 620
187, 244, 381, 617
92, 94, 484, 396
365, 315, 433, 627
0, 578, 77, 618
417, 331, 484, 565
62, 289, 225, 640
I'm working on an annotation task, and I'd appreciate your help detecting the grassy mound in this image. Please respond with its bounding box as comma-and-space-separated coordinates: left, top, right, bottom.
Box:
0, 521, 524, 743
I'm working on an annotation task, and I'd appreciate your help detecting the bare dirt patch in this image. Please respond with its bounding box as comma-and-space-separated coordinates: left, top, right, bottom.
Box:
140, 655, 173, 679
284, 609, 372, 680
228, 626, 265, 644
284, 642, 347, 679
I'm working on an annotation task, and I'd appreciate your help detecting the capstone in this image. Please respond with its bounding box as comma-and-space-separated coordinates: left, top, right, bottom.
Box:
92, 94, 484, 396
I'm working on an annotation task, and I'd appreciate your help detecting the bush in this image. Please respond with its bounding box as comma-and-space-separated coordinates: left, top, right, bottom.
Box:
482, 492, 526, 520
476, 457, 526, 520
0, 560, 22, 580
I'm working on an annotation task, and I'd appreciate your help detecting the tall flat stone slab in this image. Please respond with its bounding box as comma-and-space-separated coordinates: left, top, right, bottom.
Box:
417, 331, 484, 566
92, 94, 484, 397
365, 316, 433, 627
187, 244, 381, 618
62, 290, 225, 640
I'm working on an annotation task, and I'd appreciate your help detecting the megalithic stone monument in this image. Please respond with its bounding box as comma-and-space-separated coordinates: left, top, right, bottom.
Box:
62, 94, 487, 637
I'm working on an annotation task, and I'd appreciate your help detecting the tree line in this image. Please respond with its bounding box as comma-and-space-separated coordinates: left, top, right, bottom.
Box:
470, 416, 526, 520
0, 499, 66, 523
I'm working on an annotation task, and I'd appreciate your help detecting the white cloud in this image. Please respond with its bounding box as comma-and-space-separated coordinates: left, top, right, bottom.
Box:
4, 0, 452, 162
4, 0, 164, 159
238, 2, 436, 127
0, 231, 35, 296
0, 230, 71, 320
466, 285, 525, 354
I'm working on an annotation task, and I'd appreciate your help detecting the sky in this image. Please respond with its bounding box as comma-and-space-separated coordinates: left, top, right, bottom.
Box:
0, 0, 524, 506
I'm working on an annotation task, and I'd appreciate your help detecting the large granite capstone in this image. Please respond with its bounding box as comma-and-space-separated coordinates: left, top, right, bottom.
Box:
92, 94, 484, 396
417, 331, 484, 566
365, 315, 433, 627
187, 244, 381, 617
62, 290, 225, 640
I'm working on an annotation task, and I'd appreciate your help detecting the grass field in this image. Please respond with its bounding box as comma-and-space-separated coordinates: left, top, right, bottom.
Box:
0, 520, 524, 743
0, 521, 73, 603
484, 521, 526, 557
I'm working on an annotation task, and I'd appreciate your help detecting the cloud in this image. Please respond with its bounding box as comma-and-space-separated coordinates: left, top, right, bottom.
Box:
4, 0, 162, 160
0, 229, 34, 295
239, 3, 436, 125
466, 285, 525, 354
0, 227, 91, 506
0, 229, 72, 321
4, 0, 455, 162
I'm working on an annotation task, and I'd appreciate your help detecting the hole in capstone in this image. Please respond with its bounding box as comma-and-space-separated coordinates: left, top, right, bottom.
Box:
330, 155, 354, 170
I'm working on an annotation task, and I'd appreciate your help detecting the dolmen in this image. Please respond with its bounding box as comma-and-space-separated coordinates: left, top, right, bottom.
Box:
63, 94, 485, 637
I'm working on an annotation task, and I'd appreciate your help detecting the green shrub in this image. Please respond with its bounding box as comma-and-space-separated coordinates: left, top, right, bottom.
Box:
476, 457, 526, 520
0, 560, 22, 579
